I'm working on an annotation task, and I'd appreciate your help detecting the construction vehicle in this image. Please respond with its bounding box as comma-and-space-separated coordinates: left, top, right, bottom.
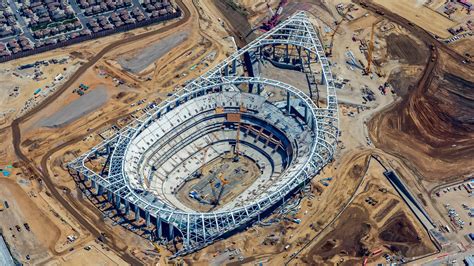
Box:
213, 172, 229, 206
326, 4, 354, 56
152, 242, 161, 253
260, 0, 288, 31
364, 22, 376, 75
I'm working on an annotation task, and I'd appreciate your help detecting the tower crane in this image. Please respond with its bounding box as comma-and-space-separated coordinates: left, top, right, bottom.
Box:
234, 122, 240, 162
326, 4, 353, 57
365, 22, 376, 75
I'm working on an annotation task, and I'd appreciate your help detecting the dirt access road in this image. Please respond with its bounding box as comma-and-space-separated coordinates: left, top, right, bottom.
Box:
9, 0, 191, 264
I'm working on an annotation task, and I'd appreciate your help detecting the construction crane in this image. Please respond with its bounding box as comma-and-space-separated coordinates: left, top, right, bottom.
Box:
365, 22, 376, 75
326, 4, 353, 57
234, 122, 240, 162
260, 0, 288, 31
215, 172, 229, 206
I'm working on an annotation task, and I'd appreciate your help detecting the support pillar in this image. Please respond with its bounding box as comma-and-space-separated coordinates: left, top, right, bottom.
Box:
169, 224, 174, 239
114, 194, 121, 210
97, 184, 103, 196
257, 84, 262, 94
304, 105, 309, 124
156, 217, 162, 238
224, 65, 229, 76
135, 205, 140, 222
145, 211, 151, 227
232, 59, 236, 74
321, 72, 326, 85
124, 200, 130, 216
286, 91, 291, 114
91, 180, 97, 192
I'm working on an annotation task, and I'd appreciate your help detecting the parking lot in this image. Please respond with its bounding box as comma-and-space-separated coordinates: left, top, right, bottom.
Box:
434, 180, 473, 244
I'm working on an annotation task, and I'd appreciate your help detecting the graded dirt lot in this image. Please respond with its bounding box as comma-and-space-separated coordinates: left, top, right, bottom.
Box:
369, 49, 474, 181
117, 30, 190, 74
298, 157, 436, 265
0, 178, 59, 263
37, 86, 109, 128
371, 0, 456, 39
386, 33, 429, 65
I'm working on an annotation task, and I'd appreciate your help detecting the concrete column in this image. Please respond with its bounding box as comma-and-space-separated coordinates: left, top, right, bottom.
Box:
145, 211, 151, 227
232, 59, 236, 74
97, 184, 103, 196
91, 180, 96, 192
304, 105, 309, 124
114, 194, 121, 210
134, 205, 140, 222
257, 84, 262, 94
156, 217, 162, 238
169, 224, 174, 239
224, 65, 229, 76
321, 71, 326, 85
124, 200, 130, 216
286, 91, 291, 114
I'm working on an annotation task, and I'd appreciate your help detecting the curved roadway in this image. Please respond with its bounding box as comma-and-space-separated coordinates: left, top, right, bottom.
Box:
10, 0, 190, 264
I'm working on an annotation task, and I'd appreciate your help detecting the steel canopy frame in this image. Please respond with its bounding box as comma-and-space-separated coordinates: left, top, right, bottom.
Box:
67, 11, 339, 256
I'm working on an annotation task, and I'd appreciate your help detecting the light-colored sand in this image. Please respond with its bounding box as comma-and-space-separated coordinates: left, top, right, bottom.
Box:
372, 0, 456, 38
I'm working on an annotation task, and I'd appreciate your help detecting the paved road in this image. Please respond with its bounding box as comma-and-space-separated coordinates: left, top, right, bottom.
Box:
10, 0, 190, 264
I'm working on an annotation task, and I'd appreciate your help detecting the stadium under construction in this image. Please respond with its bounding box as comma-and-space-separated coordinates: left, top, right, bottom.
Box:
67, 11, 339, 256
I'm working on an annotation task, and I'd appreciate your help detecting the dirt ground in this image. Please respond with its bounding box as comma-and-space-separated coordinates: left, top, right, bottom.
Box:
385, 33, 429, 65
369, 49, 474, 181
177, 156, 260, 212
298, 156, 436, 265
371, 0, 456, 38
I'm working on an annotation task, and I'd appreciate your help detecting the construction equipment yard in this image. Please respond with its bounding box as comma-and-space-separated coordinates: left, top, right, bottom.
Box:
0, 0, 472, 265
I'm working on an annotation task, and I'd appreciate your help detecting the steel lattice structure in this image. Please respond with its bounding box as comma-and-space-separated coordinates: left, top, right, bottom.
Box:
68, 11, 339, 256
